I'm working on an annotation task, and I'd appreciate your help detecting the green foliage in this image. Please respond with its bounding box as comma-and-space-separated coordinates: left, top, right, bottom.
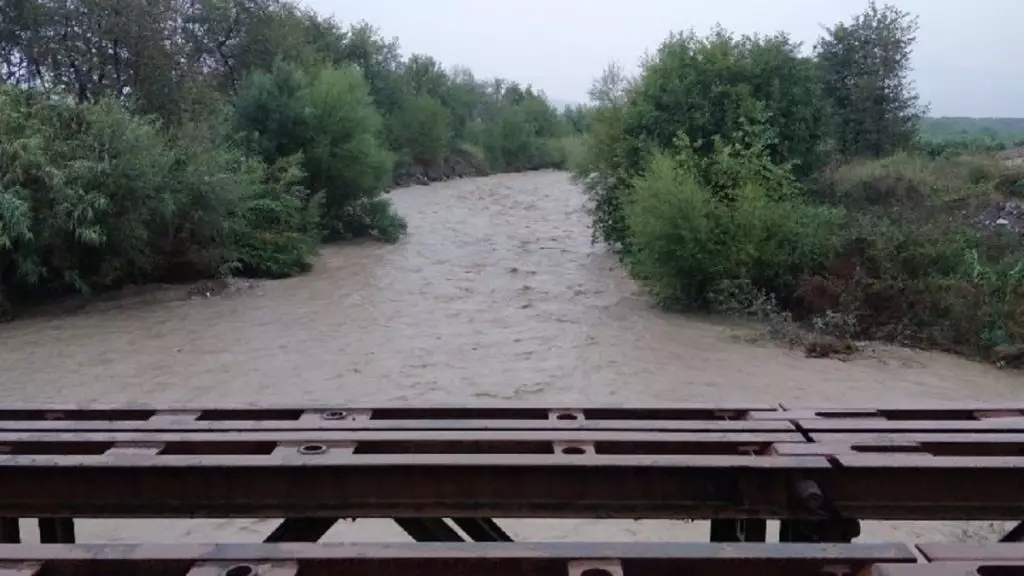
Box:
1, 0, 574, 315
302, 66, 396, 236
811, 153, 1008, 210
563, 135, 591, 174
0, 86, 319, 310
627, 28, 826, 178
234, 62, 403, 242
792, 153, 1024, 355
393, 95, 452, 165
579, 29, 826, 249
817, 1, 926, 159
625, 148, 842, 310
229, 154, 322, 278
581, 5, 1024, 361
479, 98, 568, 172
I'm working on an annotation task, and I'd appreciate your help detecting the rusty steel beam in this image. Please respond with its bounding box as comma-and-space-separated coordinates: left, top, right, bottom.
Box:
0, 404, 783, 418
862, 563, 1024, 575
0, 452, 830, 520
0, 430, 806, 455
0, 419, 798, 432
0, 451, 1022, 520
0, 542, 918, 576
0, 405, 1022, 523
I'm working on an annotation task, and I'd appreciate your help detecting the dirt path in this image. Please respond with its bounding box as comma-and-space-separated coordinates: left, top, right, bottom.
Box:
0, 170, 1021, 544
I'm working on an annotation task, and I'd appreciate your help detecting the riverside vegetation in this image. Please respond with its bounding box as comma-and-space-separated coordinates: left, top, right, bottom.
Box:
571, 2, 1024, 365
2, 1, 1021, 368
0, 0, 582, 316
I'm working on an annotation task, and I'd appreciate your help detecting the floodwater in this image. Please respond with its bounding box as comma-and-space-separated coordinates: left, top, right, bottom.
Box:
0, 170, 1021, 544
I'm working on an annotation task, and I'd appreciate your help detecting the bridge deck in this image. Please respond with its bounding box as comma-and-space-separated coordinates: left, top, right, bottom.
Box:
0, 404, 1021, 574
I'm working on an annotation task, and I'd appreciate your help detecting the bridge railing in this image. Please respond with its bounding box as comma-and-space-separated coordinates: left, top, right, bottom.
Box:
0, 403, 1021, 575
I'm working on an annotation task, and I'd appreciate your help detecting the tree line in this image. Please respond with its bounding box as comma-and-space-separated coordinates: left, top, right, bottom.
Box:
573, 2, 1024, 363
0, 0, 580, 316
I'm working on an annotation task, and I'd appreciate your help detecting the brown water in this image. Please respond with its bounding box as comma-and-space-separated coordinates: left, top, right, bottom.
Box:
0, 170, 1021, 544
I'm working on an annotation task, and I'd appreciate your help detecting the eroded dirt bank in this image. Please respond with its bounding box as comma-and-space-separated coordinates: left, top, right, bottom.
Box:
0, 171, 1020, 543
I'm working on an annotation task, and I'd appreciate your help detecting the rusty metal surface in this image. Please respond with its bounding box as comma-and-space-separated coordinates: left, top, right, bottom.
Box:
0, 419, 798, 432
0, 542, 918, 576
0, 452, 832, 518
0, 430, 805, 455
0, 405, 1021, 521
916, 543, 1024, 562
861, 563, 1024, 576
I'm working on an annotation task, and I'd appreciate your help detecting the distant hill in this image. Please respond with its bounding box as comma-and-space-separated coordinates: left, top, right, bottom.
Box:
921, 117, 1024, 143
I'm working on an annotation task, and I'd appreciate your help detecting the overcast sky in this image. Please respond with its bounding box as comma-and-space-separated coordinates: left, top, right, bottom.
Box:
300, 0, 1022, 118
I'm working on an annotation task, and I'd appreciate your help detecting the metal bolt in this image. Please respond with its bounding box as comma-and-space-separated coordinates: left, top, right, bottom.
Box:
223, 564, 256, 576
794, 479, 825, 510
298, 443, 328, 455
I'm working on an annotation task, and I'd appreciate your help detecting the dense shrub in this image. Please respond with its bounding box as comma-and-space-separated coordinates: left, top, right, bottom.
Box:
579, 29, 826, 249
392, 95, 452, 166
799, 155, 1024, 355
0, 86, 319, 311
235, 62, 404, 241
626, 145, 843, 311
0, 0, 581, 316
579, 4, 1024, 363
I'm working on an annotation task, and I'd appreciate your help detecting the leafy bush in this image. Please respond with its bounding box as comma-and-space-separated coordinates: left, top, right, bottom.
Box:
235, 62, 405, 242
626, 149, 843, 310
0, 0, 576, 315
392, 95, 452, 166
1, 88, 180, 300
580, 29, 826, 249
563, 135, 591, 175
229, 154, 322, 278
0, 86, 320, 311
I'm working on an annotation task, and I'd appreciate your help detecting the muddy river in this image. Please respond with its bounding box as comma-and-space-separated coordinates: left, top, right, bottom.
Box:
0, 171, 1021, 544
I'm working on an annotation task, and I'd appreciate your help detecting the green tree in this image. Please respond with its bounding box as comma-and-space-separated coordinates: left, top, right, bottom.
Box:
816, 1, 926, 158
234, 62, 402, 240
581, 29, 826, 249
394, 95, 452, 165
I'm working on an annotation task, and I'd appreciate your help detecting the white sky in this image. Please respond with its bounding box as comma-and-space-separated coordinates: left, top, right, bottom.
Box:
300, 0, 1023, 117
